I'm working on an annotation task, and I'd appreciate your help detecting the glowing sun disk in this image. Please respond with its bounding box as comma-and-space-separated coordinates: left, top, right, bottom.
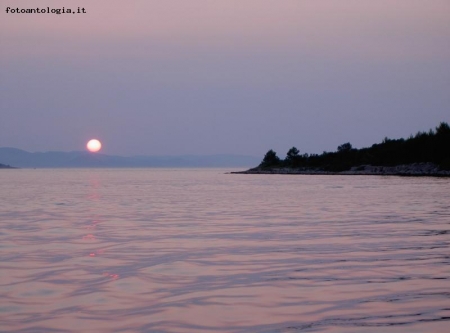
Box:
87, 139, 102, 152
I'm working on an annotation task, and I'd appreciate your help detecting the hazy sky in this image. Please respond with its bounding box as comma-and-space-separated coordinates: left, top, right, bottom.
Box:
1, 0, 449, 156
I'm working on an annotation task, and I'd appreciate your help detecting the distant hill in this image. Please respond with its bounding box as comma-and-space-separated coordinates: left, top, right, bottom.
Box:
245, 122, 450, 173
0, 147, 260, 168
0, 163, 15, 169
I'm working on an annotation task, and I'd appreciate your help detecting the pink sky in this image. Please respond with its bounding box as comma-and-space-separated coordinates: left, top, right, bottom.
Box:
1, 0, 449, 155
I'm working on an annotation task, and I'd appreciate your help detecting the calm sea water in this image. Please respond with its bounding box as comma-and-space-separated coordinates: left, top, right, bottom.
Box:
0, 169, 449, 333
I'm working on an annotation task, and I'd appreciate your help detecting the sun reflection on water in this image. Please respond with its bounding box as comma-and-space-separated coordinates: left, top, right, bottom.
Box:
0, 169, 449, 332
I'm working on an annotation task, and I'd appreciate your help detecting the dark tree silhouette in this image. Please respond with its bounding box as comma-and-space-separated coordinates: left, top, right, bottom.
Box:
256, 122, 450, 171
260, 149, 280, 167
286, 147, 300, 161
285, 147, 301, 167
337, 142, 352, 152
436, 122, 450, 136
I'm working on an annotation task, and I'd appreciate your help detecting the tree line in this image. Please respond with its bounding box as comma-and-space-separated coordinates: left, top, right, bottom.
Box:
260, 122, 450, 171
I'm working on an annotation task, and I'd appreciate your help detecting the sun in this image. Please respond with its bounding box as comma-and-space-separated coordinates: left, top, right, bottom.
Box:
87, 139, 102, 153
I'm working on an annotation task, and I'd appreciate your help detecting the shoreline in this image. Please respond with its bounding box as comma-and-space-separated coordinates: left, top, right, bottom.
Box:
230, 163, 450, 177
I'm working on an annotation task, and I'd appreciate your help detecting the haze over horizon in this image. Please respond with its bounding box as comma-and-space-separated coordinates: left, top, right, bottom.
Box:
1, 0, 449, 157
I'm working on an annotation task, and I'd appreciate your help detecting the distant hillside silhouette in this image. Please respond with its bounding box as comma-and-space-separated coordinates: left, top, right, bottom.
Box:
0, 148, 260, 168
0, 163, 15, 169
258, 122, 450, 172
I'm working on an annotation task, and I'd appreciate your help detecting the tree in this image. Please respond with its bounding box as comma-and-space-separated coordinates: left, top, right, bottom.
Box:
436, 122, 450, 136
286, 147, 300, 161
260, 149, 280, 167
337, 142, 352, 152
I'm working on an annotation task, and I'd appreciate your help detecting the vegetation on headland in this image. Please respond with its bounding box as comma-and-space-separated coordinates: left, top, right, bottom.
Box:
257, 122, 450, 172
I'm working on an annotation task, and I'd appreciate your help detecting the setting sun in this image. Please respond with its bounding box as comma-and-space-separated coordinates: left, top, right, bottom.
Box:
87, 139, 102, 152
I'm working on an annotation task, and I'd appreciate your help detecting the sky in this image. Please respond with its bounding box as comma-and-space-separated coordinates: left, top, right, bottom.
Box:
1, 0, 449, 157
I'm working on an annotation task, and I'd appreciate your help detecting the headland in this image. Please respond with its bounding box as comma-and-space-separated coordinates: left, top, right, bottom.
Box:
232, 122, 450, 177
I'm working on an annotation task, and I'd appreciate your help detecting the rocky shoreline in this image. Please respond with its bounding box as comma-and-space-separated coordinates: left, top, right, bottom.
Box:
231, 162, 450, 177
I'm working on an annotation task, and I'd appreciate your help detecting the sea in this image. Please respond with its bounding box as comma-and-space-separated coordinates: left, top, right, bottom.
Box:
0, 169, 449, 333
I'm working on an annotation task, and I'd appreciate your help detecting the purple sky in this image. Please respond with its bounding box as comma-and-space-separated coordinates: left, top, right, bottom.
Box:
1, 0, 449, 156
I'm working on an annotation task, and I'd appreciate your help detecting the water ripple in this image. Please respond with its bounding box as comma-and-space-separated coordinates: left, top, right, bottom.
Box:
0, 169, 449, 332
